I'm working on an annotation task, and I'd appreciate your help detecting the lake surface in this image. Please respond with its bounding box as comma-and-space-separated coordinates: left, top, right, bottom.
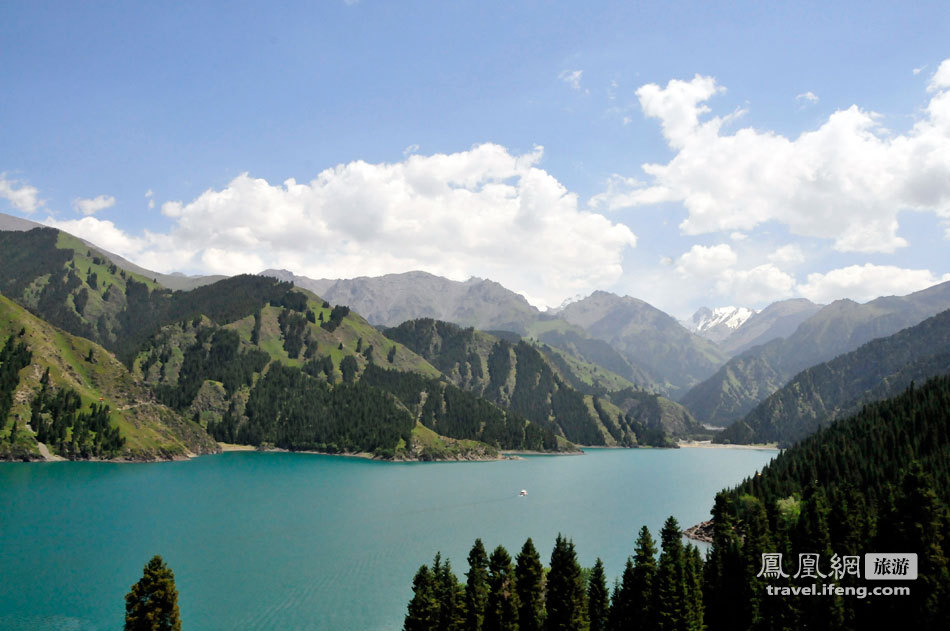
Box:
0, 447, 776, 630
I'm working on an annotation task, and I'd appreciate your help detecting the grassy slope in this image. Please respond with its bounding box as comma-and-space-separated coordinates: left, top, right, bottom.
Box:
0, 294, 217, 460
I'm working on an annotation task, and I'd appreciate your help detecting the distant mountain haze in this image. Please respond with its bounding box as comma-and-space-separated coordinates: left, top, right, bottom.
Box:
716, 298, 822, 356
681, 280, 950, 426
557, 291, 727, 397
718, 308, 950, 446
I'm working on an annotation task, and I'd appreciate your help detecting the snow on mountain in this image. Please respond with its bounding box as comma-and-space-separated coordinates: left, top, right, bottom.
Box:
682, 306, 756, 343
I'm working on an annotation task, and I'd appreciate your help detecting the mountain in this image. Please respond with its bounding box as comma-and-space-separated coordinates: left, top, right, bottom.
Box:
717, 308, 950, 446
716, 298, 821, 356
0, 227, 579, 459
384, 318, 699, 444
681, 281, 950, 426
683, 306, 756, 344
0, 293, 218, 461
260, 269, 540, 332
0, 212, 223, 291
555, 291, 727, 396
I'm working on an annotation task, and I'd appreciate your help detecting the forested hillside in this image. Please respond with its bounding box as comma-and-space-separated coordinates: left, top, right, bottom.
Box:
719, 309, 950, 445
0, 293, 217, 460
705, 377, 950, 629
385, 318, 696, 446
682, 282, 950, 427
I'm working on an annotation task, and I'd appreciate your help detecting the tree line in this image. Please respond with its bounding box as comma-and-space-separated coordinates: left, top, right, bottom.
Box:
405, 519, 704, 631
406, 377, 950, 630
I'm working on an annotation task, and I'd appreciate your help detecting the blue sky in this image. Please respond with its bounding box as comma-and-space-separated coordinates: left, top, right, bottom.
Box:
2, 1, 949, 316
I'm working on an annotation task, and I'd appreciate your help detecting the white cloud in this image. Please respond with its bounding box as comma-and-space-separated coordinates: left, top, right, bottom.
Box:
145, 189, 155, 209
559, 69, 584, 91
73, 194, 116, 216
913, 66, 926, 76
796, 91, 819, 104
402, 144, 420, 156
931, 59, 950, 91
718, 264, 797, 303
616, 61, 950, 252
729, 231, 748, 241
673, 244, 796, 304
768, 244, 805, 265
0, 174, 42, 214
798, 264, 950, 304
675, 243, 737, 277
42, 144, 637, 308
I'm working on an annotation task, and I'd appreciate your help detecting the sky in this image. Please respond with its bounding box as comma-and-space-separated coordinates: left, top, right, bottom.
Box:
2, 1, 949, 318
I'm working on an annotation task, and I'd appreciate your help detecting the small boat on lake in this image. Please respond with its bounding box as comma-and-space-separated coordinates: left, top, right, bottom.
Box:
519, 489, 528, 496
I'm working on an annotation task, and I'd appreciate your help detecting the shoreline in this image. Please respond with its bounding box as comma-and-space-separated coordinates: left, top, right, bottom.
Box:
677, 440, 779, 451
4, 440, 779, 464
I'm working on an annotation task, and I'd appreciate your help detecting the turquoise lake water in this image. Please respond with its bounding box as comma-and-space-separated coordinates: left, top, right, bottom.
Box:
0, 447, 776, 630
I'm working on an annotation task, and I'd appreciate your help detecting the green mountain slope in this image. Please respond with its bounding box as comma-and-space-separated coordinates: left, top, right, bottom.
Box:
717, 308, 950, 446
385, 318, 698, 445
0, 293, 217, 461
133, 291, 570, 457
682, 281, 950, 426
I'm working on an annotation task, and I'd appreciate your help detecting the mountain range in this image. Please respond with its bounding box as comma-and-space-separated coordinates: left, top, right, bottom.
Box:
3, 210, 950, 456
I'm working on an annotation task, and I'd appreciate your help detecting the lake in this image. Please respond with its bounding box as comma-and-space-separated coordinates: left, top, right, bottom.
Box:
0, 447, 776, 630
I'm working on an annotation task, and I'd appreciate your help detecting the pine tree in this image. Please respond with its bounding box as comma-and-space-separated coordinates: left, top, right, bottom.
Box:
465, 539, 490, 631
515, 538, 545, 631
654, 517, 686, 631
433, 553, 465, 631
546, 534, 589, 631
406, 564, 440, 631
628, 525, 658, 629
124, 555, 181, 631
587, 558, 609, 631
683, 545, 704, 631
890, 463, 949, 628
484, 545, 519, 631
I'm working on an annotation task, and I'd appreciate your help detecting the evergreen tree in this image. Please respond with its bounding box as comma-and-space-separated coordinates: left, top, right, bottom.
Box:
515, 538, 545, 631
484, 545, 519, 631
433, 553, 465, 631
587, 558, 608, 631
124, 555, 181, 631
682, 545, 704, 631
406, 564, 440, 631
654, 517, 686, 631
546, 534, 589, 631
889, 463, 949, 628
465, 539, 490, 631
628, 525, 658, 629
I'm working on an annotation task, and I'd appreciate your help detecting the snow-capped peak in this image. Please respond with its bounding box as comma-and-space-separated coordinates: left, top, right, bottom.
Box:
684, 306, 756, 336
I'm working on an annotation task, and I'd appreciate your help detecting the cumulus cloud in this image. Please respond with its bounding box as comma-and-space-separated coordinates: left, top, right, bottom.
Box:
73, 194, 116, 216
673, 244, 797, 304
796, 91, 819, 104
675, 244, 737, 276
0, 174, 43, 214
614, 61, 950, 251
798, 264, 950, 304
559, 69, 584, 91
768, 244, 805, 265
42, 144, 637, 308
145, 189, 155, 209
